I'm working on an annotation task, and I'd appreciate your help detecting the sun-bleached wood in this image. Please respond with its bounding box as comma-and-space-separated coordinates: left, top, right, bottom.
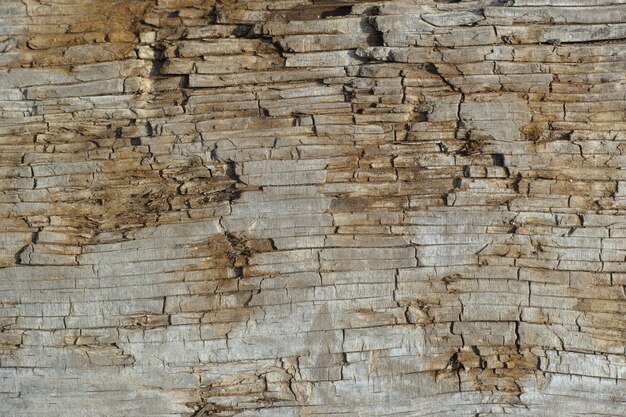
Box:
2, 0, 626, 416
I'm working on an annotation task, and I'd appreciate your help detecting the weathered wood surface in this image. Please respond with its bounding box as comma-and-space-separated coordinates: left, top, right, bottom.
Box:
1, 0, 626, 415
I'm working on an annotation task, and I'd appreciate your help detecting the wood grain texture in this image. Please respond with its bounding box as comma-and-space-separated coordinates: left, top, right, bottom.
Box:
1, 0, 626, 415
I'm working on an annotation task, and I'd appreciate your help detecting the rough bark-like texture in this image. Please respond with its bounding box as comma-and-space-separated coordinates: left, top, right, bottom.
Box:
2, 0, 626, 415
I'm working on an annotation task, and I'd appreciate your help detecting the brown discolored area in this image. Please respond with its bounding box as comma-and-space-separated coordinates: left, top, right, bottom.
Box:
11, 1, 150, 68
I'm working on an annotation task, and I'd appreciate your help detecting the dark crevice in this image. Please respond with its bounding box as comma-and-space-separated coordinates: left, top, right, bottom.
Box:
225, 161, 243, 184
365, 32, 384, 47
320, 6, 352, 18
492, 153, 505, 167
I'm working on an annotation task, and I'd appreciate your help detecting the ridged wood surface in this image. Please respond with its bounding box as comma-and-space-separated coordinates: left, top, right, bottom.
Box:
2, 0, 626, 415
